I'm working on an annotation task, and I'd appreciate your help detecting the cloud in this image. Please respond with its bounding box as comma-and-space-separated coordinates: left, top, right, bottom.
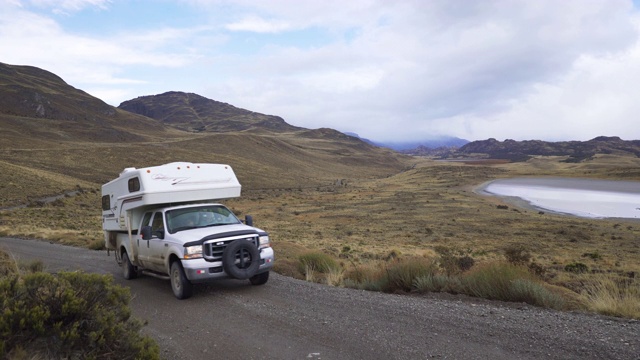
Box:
2, 0, 640, 142
225, 15, 291, 33
197, 0, 640, 142
23, 0, 111, 14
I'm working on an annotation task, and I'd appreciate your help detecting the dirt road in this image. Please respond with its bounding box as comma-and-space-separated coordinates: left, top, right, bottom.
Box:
1, 237, 638, 360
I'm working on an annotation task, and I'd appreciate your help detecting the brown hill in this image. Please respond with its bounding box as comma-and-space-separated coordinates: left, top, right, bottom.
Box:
119, 91, 301, 133
0, 62, 172, 145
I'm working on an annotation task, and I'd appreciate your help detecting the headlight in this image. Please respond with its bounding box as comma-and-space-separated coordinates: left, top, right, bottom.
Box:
259, 235, 270, 249
184, 245, 203, 259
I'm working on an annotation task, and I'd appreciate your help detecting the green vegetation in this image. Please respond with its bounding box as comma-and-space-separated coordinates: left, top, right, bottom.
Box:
0, 251, 159, 359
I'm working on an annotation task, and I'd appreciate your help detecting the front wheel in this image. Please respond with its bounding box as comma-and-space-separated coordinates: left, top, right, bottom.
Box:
170, 261, 193, 300
122, 251, 137, 280
249, 271, 269, 285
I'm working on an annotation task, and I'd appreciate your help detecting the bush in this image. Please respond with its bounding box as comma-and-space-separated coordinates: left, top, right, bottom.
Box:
564, 262, 589, 273
434, 246, 475, 275
0, 271, 159, 359
503, 244, 531, 265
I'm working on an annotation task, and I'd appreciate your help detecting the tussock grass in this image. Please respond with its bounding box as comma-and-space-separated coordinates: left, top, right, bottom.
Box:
299, 251, 340, 280
414, 274, 461, 293
460, 262, 566, 309
582, 275, 640, 319
342, 257, 437, 293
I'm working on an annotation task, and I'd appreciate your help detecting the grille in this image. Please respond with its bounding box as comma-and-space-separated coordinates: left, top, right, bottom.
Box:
203, 236, 259, 262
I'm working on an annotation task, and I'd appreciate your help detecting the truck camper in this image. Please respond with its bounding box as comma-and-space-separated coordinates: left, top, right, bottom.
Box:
101, 162, 274, 299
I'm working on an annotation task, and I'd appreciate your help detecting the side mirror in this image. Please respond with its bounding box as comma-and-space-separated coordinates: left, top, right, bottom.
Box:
245, 215, 253, 227
141, 226, 152, 240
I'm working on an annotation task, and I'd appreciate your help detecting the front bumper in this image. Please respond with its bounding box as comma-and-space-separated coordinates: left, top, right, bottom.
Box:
182, 247, 274, 283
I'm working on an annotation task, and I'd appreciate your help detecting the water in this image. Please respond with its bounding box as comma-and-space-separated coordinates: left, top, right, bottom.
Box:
480, 177, 640, 219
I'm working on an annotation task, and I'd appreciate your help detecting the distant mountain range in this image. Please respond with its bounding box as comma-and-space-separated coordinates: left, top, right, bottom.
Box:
343, 132, 469, 151
455, 136, 640, 162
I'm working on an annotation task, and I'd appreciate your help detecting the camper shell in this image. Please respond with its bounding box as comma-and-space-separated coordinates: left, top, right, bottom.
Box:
102, 162, 241, 238
101, 162, 273, 299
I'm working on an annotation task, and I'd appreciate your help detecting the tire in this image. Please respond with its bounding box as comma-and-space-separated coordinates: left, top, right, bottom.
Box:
222, 240, 260, 280
249, 271, 269, 285
170, 261, 193, 300
122, 251, 137, 280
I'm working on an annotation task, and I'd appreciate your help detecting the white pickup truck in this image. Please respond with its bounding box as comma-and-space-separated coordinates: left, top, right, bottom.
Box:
101, 162, 274, 299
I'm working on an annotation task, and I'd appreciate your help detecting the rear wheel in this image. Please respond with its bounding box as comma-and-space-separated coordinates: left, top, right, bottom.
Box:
170, 261, 193, 300
249, 271, 269, 285
122, 251, 137, 280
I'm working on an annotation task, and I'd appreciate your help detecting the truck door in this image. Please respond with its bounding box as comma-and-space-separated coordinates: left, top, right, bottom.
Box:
136, 212, 153, 265
144, 212, 167, 272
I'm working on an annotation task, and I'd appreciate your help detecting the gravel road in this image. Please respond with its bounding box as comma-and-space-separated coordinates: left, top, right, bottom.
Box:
1, 237, 638, 360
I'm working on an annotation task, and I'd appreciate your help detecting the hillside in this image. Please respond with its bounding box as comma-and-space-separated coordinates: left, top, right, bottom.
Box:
0, 62, 173, 144
119, 91, 301, 133
0, 62, 408, 205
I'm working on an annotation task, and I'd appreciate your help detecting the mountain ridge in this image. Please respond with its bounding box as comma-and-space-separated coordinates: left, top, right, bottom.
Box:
118, 91, 302, 133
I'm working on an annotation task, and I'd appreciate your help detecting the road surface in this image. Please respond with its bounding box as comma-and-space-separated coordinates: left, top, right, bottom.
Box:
1, 237, 638, 360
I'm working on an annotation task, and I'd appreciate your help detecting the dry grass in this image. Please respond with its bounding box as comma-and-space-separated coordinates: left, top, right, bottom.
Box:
582, 275, 640, 318
1, 140, 640, 318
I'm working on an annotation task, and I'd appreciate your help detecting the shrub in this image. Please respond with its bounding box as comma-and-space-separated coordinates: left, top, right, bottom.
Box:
434, 246, 475, 275
503, 244, 531, 265
0, 271, 160, 359
564, 262, 589, 273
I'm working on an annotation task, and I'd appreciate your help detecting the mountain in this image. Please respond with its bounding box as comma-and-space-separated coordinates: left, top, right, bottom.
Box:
0, 62, 170, 144
119, 91, 301, 133
458, 136, 640, 162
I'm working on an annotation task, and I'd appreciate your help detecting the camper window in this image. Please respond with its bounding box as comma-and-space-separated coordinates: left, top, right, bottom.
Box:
128, 177, 140, 192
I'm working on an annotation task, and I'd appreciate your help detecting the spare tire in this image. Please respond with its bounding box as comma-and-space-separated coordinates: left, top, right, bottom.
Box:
222, 240, 260, 280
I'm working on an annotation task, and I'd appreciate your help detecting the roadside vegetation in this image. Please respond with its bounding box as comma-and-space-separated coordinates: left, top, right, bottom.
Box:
0, 250, 160, 359
1, 153, 639, 320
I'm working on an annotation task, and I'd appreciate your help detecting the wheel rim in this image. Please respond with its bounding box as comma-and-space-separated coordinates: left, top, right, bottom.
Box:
173, 268, 181, 290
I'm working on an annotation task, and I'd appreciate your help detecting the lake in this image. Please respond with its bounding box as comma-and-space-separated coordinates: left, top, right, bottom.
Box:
478, 177, 640, 220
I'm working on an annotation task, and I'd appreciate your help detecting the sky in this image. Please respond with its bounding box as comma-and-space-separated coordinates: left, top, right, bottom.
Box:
1, 0, 640, 143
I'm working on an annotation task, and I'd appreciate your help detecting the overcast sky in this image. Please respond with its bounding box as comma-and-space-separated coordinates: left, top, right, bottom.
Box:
2, 0, 640, 142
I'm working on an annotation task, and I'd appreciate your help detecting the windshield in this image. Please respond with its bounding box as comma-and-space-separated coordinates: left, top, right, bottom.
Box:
165, 205, 241, 234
